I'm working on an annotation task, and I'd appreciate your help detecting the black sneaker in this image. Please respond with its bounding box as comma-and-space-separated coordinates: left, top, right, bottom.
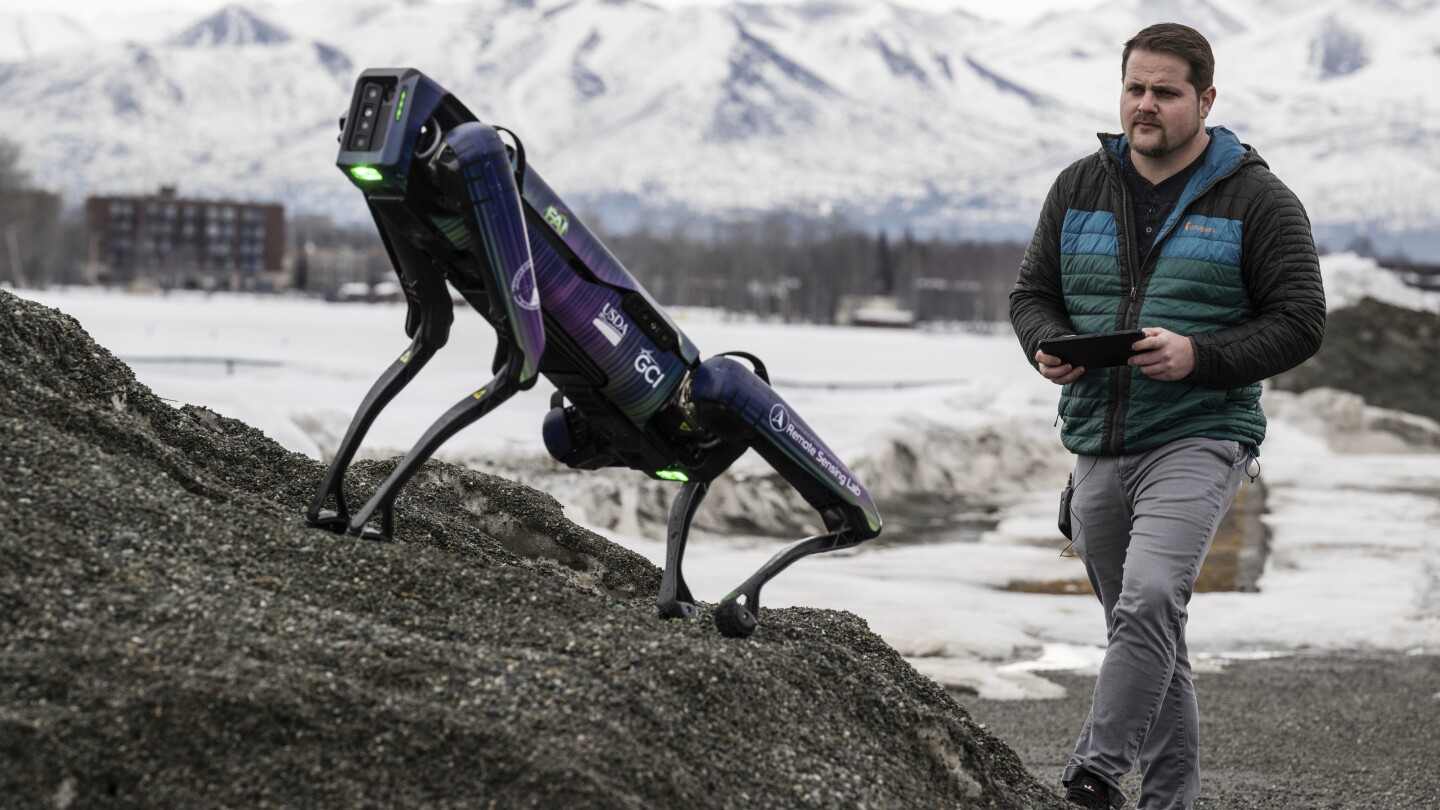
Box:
1065, 770, 1111, 808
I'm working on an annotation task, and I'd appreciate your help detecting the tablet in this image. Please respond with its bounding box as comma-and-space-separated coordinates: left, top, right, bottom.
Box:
1038, 329, 1145, 369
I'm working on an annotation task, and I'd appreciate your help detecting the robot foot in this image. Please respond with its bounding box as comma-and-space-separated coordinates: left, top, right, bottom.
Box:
305, 509, 351, 534
713, 597, 758, 638
657, 600, 698, 620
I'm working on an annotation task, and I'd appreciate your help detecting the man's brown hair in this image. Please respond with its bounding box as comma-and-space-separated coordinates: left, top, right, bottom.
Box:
1122, 23, 1215, 94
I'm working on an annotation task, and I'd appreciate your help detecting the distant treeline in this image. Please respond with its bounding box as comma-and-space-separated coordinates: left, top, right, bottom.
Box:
596, 213, 1027, 325
298, 207, 1029, 325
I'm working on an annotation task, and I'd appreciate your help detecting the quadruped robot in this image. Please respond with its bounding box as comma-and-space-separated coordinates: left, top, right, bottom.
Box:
305, 68, 882, 637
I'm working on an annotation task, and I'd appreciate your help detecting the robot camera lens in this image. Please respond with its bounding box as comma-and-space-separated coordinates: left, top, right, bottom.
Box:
362, 105, 376, 119
358, 119, 372, 132
363, 84, 381, 100
413, 116, 443, 160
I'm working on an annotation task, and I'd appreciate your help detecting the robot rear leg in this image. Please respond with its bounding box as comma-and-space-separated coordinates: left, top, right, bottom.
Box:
659, 355, 883, 637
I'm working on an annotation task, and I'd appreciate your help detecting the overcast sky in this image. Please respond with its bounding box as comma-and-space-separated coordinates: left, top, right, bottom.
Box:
0, 0, 1101, 25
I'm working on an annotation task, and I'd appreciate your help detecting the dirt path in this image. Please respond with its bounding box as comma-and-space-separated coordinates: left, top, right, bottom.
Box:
967, 651, 1440, 809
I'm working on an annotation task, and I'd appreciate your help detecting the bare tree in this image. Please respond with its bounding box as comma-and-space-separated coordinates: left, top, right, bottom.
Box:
0, 139, 65, 288
0, 138, 28, 195
0, 138, 33, 286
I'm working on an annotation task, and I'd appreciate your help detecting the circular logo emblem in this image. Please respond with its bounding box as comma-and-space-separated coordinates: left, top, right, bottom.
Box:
512, 258, 540, 311
768, 404, 789, 432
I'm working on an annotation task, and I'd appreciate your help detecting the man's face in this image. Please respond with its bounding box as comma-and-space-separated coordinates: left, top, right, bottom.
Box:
1121, 49, 1214, 160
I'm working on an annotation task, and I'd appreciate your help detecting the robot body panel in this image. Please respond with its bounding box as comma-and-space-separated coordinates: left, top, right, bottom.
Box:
519, 170, 699, 365
526, 236, 687, 428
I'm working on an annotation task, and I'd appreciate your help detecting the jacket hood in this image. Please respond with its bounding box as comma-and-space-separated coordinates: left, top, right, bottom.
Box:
1099, 126, 1261, 179
1097, 127, 1264, 244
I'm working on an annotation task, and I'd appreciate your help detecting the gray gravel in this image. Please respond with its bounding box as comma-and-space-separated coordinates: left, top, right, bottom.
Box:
0, 289, 1069, 809
967, 651, 1440, 809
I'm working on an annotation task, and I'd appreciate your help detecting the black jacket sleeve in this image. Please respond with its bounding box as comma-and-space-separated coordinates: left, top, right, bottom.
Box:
1009, 171, 1077, 367
1188, 167, 1327, 388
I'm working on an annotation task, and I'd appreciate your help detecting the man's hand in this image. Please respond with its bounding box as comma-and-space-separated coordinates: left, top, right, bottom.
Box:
1034, 348, 1085, 385
1129, 327, 1195, 381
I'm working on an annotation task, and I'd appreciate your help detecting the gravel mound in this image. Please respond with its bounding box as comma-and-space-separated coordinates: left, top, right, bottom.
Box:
0, 289, 1064, 810
1272, 296, 1440, 423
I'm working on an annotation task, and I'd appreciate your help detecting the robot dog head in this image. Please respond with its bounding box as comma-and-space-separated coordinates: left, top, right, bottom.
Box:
336, 69, 477, 195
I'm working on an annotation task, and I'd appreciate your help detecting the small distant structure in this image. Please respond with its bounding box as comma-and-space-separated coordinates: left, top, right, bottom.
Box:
836, 294, 916, 329
1386, 259, 1440, 292
84, 185, 285, 291
333, 280, 411, 304
911, 277, 986, 324
335, 281, 374, 302
290, 213, 396, 298
371, 280, 404, 302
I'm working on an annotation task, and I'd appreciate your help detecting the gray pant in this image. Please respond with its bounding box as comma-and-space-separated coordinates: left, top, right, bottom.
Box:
1062, 437, 1248, 810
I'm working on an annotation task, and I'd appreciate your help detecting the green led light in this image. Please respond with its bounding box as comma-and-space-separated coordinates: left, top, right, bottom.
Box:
656, 469, 690, 482
395, 87, 407, 122
350, 166, 383, 183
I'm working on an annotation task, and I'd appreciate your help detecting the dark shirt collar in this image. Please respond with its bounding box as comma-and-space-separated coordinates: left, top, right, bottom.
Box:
1122, 139, 1211, 196
1123, 140, 1212, 258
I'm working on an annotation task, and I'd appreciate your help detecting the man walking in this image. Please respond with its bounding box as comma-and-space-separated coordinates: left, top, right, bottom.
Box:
1008, 23, 1325, 810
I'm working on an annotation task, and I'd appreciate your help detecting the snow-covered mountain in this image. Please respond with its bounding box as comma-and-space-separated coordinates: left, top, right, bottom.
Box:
1, 0, 1437, 244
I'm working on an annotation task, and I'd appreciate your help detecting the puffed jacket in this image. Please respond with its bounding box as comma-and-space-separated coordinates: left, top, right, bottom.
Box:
1009, 126, 1326, 456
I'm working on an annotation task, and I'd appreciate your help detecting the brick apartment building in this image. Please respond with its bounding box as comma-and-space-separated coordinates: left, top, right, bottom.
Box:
85, 186, 285, 290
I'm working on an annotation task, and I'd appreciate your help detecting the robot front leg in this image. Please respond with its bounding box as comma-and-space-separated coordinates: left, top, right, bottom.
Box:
346, 369, 520, 539
306, 335, 443, 533
306, 213, 456, 534
670, 355, 884, 638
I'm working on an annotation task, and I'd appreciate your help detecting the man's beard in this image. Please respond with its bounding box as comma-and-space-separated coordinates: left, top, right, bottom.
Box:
1130, 118, 1201, 159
